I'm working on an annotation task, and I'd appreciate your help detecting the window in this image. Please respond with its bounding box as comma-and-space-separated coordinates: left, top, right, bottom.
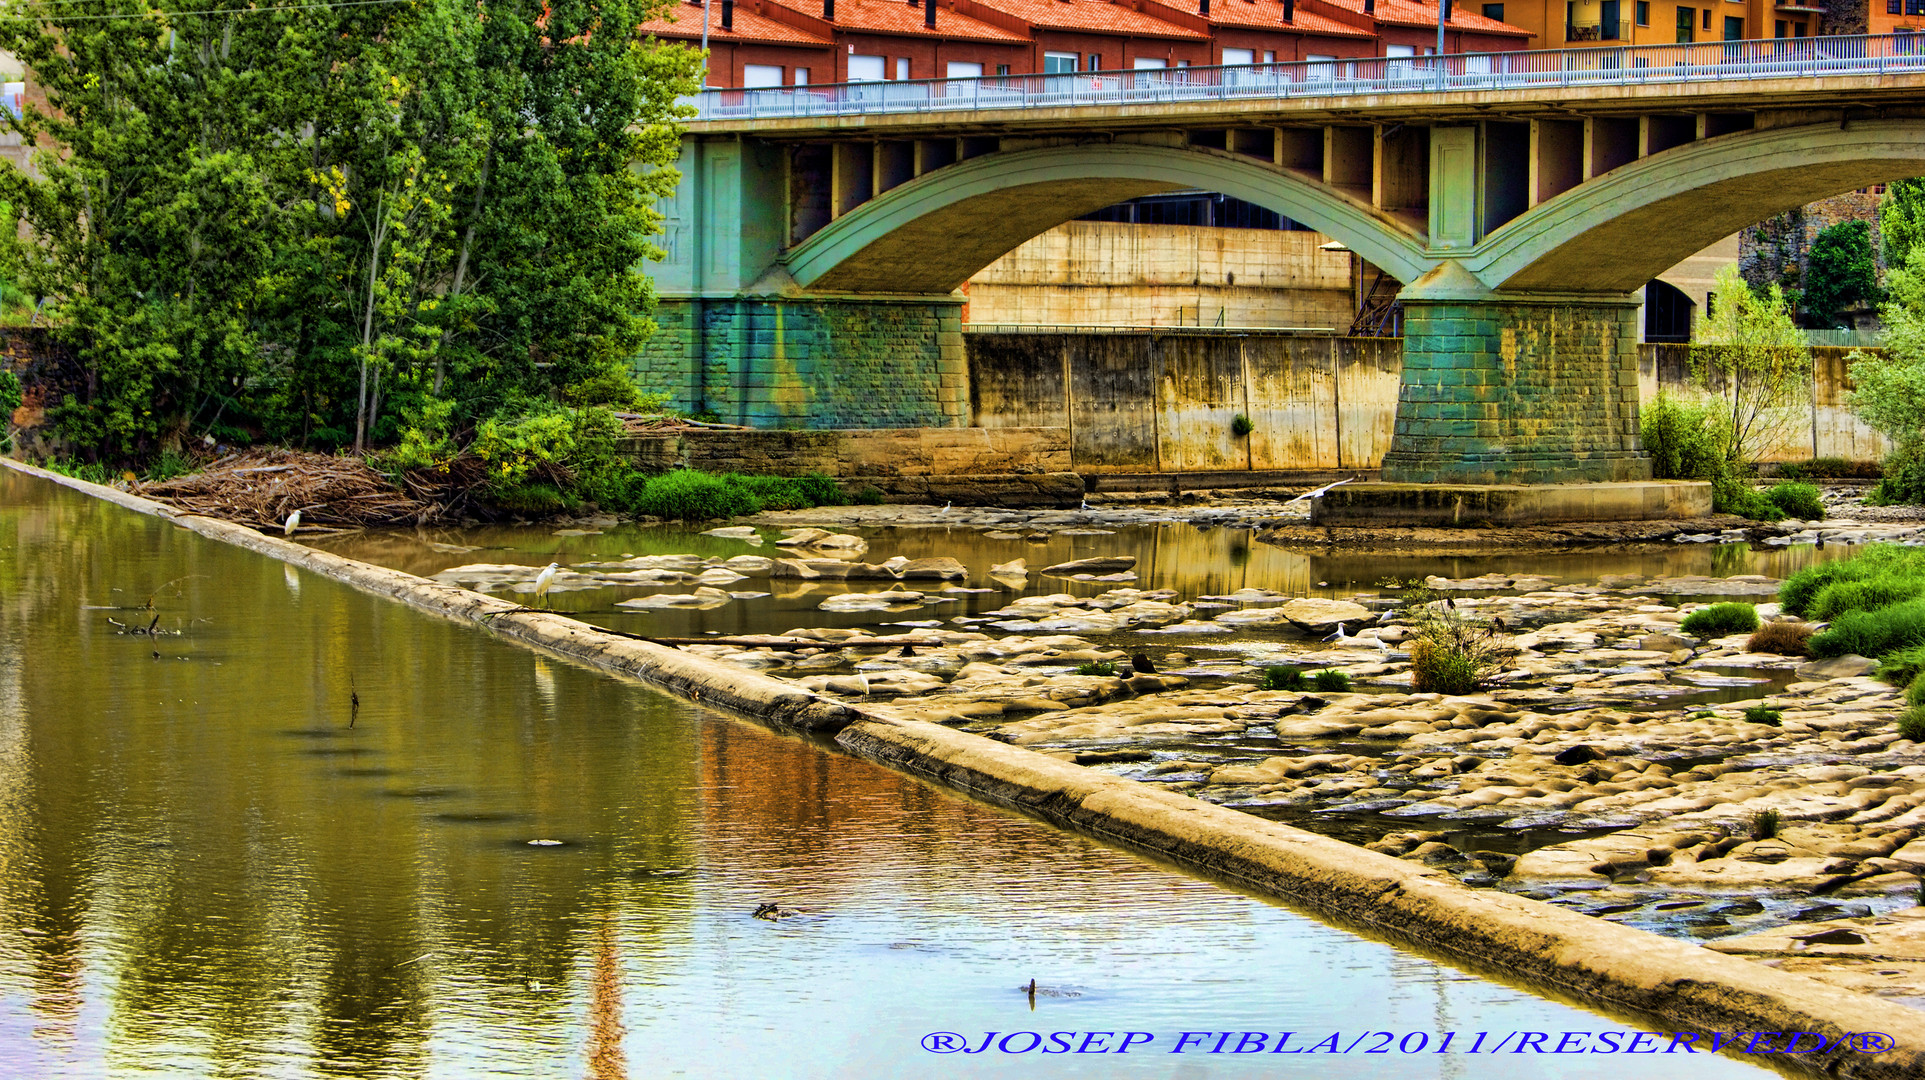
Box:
1724, 15, 1742, 38
1635, 0, 1648, 25
1775, 19, 1786, 36
1088, 53, 1102, 71
847, 54, 886, 81
1386, 44, 1416, 56
995, 64, 1011, 76
1911, 0, 1925, 14
1306, 53, 1336, 79
1262, 50, 1276, 63
1043, 51, 1078, 74
743, 64, 783, 88
1703, 9, 1711, 29
1483, 3, 1503, 19
1133, 57, 1168, 69
1176, 59, 1190, 66
1677, 6, 1693, 41
0, 82, 20, 119
1221, 48, 1255, 65
1894, 0, 1904, 11
794, 69, 809, 85
946, 61, 982, 78
895, 57, 910, 80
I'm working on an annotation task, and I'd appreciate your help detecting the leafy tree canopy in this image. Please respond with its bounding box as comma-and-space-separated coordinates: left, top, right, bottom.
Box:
0, 0, 703, 459
1803, 219, 1881, 329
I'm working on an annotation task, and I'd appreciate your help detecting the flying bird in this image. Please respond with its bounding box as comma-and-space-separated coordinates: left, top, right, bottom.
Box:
1285, 477, 1355, 505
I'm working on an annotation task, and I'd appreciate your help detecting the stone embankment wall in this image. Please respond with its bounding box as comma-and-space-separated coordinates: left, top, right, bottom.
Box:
1640, 344, 1892, 463
962, 220, 1354, 331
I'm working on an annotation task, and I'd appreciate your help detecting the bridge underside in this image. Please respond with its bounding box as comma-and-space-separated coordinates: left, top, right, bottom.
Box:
649, 109, 1925, 486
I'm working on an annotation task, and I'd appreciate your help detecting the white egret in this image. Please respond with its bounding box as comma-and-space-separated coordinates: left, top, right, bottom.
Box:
532, 562, 560, 607
1285, 477, 1355, 505
282, 509, 301, 535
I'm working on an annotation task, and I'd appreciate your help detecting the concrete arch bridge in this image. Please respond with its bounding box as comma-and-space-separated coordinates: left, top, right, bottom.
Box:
647, 37, 1925, 487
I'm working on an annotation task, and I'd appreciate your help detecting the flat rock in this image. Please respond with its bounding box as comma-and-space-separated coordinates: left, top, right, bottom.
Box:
1279, 597, 1373, 635
1797, 654, 1879, 680
897, 557, 968, 580
1042, 555, 1138, 575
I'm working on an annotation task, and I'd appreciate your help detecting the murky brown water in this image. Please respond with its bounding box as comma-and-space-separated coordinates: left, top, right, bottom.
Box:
0, 472, 1777, 1077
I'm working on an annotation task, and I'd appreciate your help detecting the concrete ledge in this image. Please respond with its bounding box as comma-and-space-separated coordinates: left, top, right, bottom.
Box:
10, 456, 1922, 1078
1312, 480, 1714, 527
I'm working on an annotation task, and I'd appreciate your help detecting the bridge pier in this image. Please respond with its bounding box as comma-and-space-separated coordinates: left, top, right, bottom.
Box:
637, 295, 967, 428
1378, 270, 1650, 485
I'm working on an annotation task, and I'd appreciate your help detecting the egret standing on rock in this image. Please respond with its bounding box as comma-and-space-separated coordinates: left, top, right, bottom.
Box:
532, 563, 560, 608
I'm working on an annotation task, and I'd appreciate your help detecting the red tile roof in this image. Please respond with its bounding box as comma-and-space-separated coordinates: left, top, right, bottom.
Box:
1347, 0, 1530, 36
969, 0, 1209, 40
785, 0, 1033, 41
641, 1, 836, 45
1159, 0, 1372, 38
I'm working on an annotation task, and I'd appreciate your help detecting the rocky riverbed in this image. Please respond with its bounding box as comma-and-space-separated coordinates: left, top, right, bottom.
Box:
420, 493, 1925, 1010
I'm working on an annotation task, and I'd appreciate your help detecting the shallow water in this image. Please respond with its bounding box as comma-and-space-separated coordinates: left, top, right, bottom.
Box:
0, 473, 1785, 1077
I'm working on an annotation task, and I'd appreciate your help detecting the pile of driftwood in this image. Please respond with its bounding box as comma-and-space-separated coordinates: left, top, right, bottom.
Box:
137, 449, 432, 530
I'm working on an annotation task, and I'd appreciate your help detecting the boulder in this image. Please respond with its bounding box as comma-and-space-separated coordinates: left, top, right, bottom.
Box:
897, 556, 968, 580
1279, 597, 1373, 635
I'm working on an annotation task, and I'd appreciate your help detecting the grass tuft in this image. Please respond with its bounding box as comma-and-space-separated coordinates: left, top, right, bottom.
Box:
1680, 603, 1760, 637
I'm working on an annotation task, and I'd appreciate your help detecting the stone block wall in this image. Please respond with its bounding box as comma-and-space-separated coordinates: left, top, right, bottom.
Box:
1380, 298, 1650, 485
1739, 190, 1886, 314
633, 296, 967, 429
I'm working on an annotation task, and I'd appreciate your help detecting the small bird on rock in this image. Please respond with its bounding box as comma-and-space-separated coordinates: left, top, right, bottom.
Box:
899, 643, 916, 657
1131, 652, 1156, 675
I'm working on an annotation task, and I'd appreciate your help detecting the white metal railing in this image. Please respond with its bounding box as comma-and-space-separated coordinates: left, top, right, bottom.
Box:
686, 33, 1925, 122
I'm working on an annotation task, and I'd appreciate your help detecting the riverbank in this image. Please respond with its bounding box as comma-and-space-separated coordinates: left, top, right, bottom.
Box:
10, 455, 1925, 1078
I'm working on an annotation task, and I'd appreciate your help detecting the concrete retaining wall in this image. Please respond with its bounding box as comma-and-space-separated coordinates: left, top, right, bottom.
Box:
11, 455, 1924, 1079
968, 334, 1890, 472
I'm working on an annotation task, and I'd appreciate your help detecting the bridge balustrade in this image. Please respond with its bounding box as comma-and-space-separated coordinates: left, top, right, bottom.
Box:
686, 33, 1925, 121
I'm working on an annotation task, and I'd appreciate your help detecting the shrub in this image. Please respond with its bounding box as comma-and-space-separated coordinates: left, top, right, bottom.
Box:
0, 368, 19, 452
1900, 706, 1925, 742
1804, 220, 1882, 327
42, 457, 113, 485
1877, 643, 1925, 687
1311, 669, 1352, 692
631, 470, 762, 521
1742, 705, 1783, 726
1747, 622, 1814, 656
854, 486, 886, 506
1777, 545, 1925, 615
1231, 413, 1254, 438
379, 397, 459, 473
1764, 481, 1825, 521
1907, 677, 1925, 707
1075, 661, 1117, 676
1751, 808, 1782, 840
142, 448, 195, 483
1870, 438, 1925, 506
1680, 603, 1760, 637
488, 483, 573, 515
1808, 599, 1925, 658
1409, 637, 1483, 695
1641, 392, 1731, 485
1260, 666, 1306, 691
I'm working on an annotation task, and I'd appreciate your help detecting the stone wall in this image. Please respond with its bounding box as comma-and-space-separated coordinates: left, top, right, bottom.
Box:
966, 331, 1401, 473
1739, 190, 1886, 321
1640, 344, 1892, 463
633, 296, 967, 429
962, 220, 1355, 331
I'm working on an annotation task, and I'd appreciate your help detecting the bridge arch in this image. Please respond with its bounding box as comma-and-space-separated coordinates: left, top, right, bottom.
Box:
1470, 119, 1925, 293
783, 143, 1435, 295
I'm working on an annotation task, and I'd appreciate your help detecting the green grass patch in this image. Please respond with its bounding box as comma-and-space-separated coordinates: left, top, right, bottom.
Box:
1741, 705, 1782, 727
1680, 603, 1760, 637
1780, 544, 1925, 616
1878, 644, 1925, 687
626, 470, 847, 522
1311, 670, 1352, 692
1807, 576, 1925, 622
1808, 599, 1925, 658
1900, 706, 1925, 743
1260, 666, 1306, 691
1751, 808, 1781, 840
1075, 661, 1118, 677
1764, 481, 1825, 520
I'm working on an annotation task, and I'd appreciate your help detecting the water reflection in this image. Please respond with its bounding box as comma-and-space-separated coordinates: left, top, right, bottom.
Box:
310, 517, 1837, 644
0, 472, 1769, 1078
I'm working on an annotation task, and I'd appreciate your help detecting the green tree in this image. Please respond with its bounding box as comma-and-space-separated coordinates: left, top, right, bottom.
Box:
0, 0, 701, 461
1803, 219, 1881, 328
1882, 178, 1925, 272
1692, 265, 1812, 470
